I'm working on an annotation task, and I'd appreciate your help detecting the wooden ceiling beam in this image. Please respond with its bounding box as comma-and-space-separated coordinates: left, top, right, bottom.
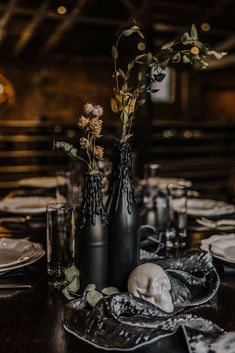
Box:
14, 1, 49, 55
0, 0, 17, 43
216, 35, 235, 51
40, 0, 88, 54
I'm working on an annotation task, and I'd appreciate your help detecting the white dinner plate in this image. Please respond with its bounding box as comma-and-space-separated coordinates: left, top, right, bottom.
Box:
174, 198, 235, 217
17, 176, 65, 188
0, 196, 57, 214
0, 238, 45, 272
201, 234, 235, 265
211, 238, 235, 263
139, 177, 192, 190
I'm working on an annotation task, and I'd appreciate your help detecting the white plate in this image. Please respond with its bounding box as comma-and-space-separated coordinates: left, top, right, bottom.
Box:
17, 176, 65, 188
139, 177, 192, 190
0, 196, 57, 214
201, 234, 235, 265
211, 238, 235, 263
0, 238, 45, 272
0, 251, 45, 273
175, 198, 235, 217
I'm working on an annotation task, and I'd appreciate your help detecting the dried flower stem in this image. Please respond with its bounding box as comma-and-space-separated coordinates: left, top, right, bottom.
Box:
54, 103, 104, 174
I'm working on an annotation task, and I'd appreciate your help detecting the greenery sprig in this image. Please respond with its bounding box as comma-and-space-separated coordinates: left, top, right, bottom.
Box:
54, 103, 104, 174
62, 265, 119, 307
111, 23, 227, 142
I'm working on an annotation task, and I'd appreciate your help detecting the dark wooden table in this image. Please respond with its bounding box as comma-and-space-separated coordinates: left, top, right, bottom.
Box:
0, 224, 235, 353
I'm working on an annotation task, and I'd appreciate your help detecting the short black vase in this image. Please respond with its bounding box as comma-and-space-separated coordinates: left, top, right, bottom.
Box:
76, 172, 108, 291
107, 142, 140, 291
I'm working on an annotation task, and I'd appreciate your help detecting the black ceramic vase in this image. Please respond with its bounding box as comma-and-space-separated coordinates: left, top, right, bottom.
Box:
107, 142, 140, 291
76, 172, 108, 291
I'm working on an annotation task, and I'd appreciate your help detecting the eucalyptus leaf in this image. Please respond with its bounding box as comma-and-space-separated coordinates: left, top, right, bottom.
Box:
139, 85, 146, 92
122, 83, 128, 91
70, 148, 78, 157
132, 88, 140, 98
123, 29, 133, 36
123, 134, 133, 140
172, 53, 181, 63
137, 30, 145, 39
181, 32, 191, 43
131, 25, 140, 31
161, 40, 175, 50
206, 49, 227, 60
62, 288, 74, 300
118, 68, 126, 80
135, 54, 146, 62
128, 61, 135, 70
194, 40, 204, 49
182, 55, 192, 64
65, 265, 80, 282
83, 283, 96, 297
67, 276, 80, 293
182, 40, 194, 46
87, 290, 103, 307
146, 52, 153, 65
101, 287, 119, 296
160, 58, 170, 69
138, 71, 143, 81
111, 45, 118, 59
191, 24, 198, 40
149, 61, 161, 68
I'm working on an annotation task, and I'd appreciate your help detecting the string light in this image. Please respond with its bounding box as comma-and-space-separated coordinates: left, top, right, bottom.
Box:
191, 46, 200, 55
138, 42, 146, 51
201, 23, 210, 32
57, 6, 67, 15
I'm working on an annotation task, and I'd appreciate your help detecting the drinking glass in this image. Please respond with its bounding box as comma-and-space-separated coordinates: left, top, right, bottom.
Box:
47, 202, 77, 288
56, 170, 82, 205
166, 183, 188, 248
97, 158, 112, 203
144, 163, 161, 179
141, 163, 162, 229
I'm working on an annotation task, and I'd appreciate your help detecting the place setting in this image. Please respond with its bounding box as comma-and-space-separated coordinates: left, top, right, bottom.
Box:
201, 234, 235, 268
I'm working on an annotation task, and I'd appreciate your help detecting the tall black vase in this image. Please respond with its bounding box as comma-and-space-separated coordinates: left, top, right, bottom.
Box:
76, 172, 108, 291
107, 142, 140, 291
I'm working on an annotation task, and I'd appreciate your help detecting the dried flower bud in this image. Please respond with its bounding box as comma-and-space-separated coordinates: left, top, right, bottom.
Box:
78, 115, 89, 129
94, 146, 104, 160
84, 103, 94, 114
80, 137, 89, 149
89, 118, 102, 137
91, 105, 103, 118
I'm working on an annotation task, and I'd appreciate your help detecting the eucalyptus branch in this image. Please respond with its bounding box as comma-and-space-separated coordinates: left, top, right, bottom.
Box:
111, 23, 227, 143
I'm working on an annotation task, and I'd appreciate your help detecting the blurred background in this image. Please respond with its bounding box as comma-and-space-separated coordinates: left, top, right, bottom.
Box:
0, 0, 235, 200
